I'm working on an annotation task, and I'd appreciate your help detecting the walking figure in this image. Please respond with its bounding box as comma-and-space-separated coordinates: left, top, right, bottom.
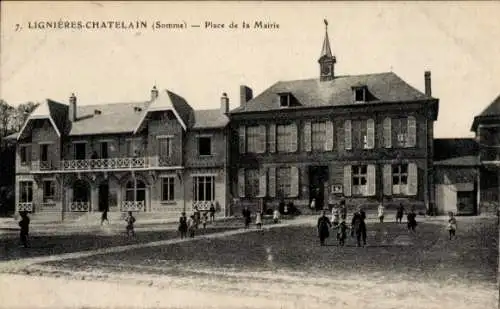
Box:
273, 208, 280, 224
337, 219, 348, 247
378, 202, 385, 223
19, 211, 30, 248
178, 212, 188, 238
317, 210, 332, 246
339, 200, 347, 220
407, 208, 418, 233
125, 211, 136, 237
209, 203, 216, 223
101, 208, 109, 225
351, 207, 367, 247
193, 206, 201, 229
202, 212, 208, 230
447, 212, 457, 240
242, 206, 251, 228
396, 204, 405, 223
255, 211, 262, 229
187, 215, 196, 238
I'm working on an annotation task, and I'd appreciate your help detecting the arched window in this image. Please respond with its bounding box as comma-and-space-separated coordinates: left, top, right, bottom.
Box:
125, 179, 146, 201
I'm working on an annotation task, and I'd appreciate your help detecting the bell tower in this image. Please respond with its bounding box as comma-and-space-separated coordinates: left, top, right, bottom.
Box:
318, 19, 336, 82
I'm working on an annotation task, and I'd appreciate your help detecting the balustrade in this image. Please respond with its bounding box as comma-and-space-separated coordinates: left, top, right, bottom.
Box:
193, 200, 214, 211
18, 202, 33, 212
121, 200, 145, 212
69, 201, 90, 212
61, 157, 148, 171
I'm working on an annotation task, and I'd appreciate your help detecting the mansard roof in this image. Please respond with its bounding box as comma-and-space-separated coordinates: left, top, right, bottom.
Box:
471, 94, 500, 131
231, 72, 436, 114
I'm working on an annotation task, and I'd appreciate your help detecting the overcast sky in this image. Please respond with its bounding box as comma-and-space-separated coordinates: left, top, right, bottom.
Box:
1, 1, 499, 138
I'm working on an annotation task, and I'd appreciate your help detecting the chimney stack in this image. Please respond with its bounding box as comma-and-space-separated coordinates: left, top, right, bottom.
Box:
151, 85, 159, 100
220, 93, 229, 114
239, 85, 253, 107
69, 93, 77, 122
424, 71, 432, 97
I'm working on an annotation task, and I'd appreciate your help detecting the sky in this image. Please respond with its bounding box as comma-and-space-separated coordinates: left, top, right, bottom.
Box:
1, 1, 500, 138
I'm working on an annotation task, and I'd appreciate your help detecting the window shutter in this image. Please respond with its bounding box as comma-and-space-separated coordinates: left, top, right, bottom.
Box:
366, 119, 375, 149
303, 121, 312, 152
408, 163, 418, 196
383, 117, 392, 148
325, 120, 334, 151
290, 166, 299, 197
257, 125, 266, 154
344, 120, 352, 150
367, 164, 376, 196
268, 167, 276, 197
407, 116, 417, 148
383, 164, 392, 196
239, 126, 246, 154
290, 123, 298, 152
343, 165, 352, 196
238, 168, 245, 198
258, 168, 267, 197
268, 124, 276, 153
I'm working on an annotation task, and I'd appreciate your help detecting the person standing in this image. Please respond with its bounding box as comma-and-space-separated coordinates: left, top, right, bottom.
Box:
193, 206, 201, 229
19, 211, 30, 248
331, 203, 339, 227
125, 211, 136, 238
447, 212, 457, 240
340, 200, 347, 220
273, 208, 280, 224
242, 206, 251, 228
396, 204, 405, 223
209, 203, 216, 223
178, 212, 188, 238
187, 215, 196, 238
202, 212, 208, 230
337, 219, 348, 247
101, 208, 109, 225
407, 208, 417, 233
310, 198, 316, 211
351, 207, 367, 247
317, 210, 332, 246
255, 210, 263, 229
378, 202, 385, 223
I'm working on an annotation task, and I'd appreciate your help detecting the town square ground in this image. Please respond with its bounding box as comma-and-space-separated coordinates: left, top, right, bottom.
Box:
0, 215, 498, 309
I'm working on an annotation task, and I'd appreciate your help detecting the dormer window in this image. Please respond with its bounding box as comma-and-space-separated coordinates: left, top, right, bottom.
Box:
279, 93, 291, 108
354, 87, 366, 103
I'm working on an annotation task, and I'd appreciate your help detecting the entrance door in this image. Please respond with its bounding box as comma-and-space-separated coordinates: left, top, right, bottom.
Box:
100, 142, 109, 159
74, 143, 86, 160
98, 182, 109, 212
309, 166, 329, 210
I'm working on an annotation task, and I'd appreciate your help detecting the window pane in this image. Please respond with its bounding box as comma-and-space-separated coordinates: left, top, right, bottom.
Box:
277, 125, 292, 152
360, 165, 367, 174
401, 176, 408, 185
312, 122, 326, 151
393, 176, 400, 185
247, 126, 260, 153
401, 164, 408, 174
198, 137, 212, 156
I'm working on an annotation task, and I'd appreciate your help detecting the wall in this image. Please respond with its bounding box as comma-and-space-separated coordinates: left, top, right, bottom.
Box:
184, 128, 227, 168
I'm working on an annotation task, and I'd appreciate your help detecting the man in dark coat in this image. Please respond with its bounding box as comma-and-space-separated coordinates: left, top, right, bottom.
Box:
19, 211, 30, 248
351, 207, 367, 247
317, 210, 332, 246
242, 206, 251, 228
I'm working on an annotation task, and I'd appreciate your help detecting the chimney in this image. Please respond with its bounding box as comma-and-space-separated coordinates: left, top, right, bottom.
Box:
69, 93, 77, 122
151, 85, 159, 100
220, 93, 229, 114
239, 85, 253, 107
424, 71, 432, 97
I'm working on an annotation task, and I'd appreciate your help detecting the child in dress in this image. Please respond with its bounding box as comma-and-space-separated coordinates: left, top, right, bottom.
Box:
273, 209, 280, 224
187, 215, 196, 238
255, 211, 263, 229
202, 212, 208, 230
337, 219, 348, 247
125, 211, 136, 238
447, 212, 457, 240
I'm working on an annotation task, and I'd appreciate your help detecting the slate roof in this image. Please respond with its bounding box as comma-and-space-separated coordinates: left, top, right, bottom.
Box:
471, 94, 500, 131
17, 99, 67, 139
433, 138, 479, 167
192, 109, 229, 129
231, 72, 434, 113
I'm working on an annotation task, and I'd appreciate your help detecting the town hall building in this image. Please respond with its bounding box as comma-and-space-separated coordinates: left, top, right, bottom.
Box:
229, 25, 439, 214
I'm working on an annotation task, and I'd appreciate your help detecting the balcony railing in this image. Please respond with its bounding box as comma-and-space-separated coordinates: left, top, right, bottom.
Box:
69, 201, 90, 212
18, 202, 33, 212
193, 200, 215, 211
31, 160, 56, 171
480, 149, 500, 163
121, 200, 145, 212
61, 157, 148, 171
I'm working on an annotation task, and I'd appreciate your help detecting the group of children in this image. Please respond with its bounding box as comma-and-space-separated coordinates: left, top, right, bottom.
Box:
178, 204, 217, 238
242, 206, 281, 230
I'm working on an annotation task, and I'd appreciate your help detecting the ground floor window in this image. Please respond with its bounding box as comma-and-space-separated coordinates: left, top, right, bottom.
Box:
352, 165, 368, 196
73, 180, 90, 202
245, 169, 259, 197
392, 164, 408, 195
161, 177, 175, 202
277, 167, 291, 197
193, 176, 215, 201
43, 180, 56, 203
19, 181, 33, 203
125, 179, 146, 201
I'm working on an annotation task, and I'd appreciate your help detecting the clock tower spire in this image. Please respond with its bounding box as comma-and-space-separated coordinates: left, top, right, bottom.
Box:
318, 19, 336, 81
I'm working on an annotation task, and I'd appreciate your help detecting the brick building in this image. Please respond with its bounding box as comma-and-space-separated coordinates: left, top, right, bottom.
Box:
229, 25, 439, 214
471, 94, 500, 215
12, 87, 230, 221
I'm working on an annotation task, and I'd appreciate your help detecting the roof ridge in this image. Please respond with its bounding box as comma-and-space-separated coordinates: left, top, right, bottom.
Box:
77, 101, 149, 108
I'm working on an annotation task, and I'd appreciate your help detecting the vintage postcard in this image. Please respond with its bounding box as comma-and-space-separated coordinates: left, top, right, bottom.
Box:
0, 1, 499, 309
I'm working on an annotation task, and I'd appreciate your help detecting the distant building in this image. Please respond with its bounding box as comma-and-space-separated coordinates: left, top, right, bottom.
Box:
228, 24, 439, 214
11, 87, 231, 221
471, 94, 500, 215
